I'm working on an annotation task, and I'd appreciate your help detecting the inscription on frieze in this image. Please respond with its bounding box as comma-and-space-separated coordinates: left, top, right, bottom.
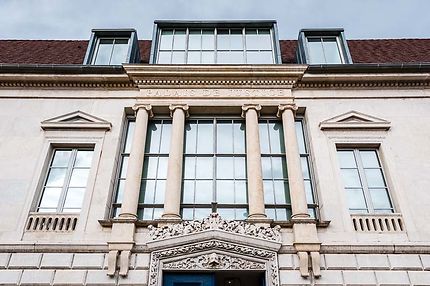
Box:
142, 89, 289, 98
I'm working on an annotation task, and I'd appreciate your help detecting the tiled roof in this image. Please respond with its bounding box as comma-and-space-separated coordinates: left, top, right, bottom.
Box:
1, 39, 430, 65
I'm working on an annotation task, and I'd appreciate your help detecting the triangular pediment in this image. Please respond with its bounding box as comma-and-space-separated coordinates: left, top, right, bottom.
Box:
319, 111, 391, 130
41, 111, 111, 131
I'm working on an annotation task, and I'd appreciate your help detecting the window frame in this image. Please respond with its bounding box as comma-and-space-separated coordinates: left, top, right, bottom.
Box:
296, 28, 353, 64
337, 147, 394, 214
37, 147, 94, 213
83, 29, 140, 65
150, 20, 282, 64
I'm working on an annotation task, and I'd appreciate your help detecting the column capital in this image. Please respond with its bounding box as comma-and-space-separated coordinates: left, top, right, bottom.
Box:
241, 104, 262, 118
132, 104, 154, 117
277, 103, 298, 117
169, 104, 190, 117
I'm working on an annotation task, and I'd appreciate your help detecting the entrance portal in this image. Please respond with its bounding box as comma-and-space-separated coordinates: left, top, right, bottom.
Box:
163, 272, 265, 286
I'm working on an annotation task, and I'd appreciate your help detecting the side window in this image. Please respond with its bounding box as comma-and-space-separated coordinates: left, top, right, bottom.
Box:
38, 148, 94, 213
337, 148, 393, 214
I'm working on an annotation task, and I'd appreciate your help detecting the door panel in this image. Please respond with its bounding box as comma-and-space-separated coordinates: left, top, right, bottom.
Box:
163, 273, 215, 286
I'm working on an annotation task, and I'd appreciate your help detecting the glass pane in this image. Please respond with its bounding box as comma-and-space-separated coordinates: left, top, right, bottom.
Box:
159, 122, 172, 154
110, 40, 129, 65
234, 157, 246, 179
140, 180, 155, 203
69, 169, 90, 187
194, 208, 211, 220
202, 30, 214, 50
52, 150, 72, 167
217, 29, 229, 50
263, 181, 274, 204
182, 208, 194, 220
301, 157, 310, 179
75, 151, 93, 168
216, 157, 234, 179
157, 51, 171, 64
269, 122, 284, 153
217, 121, 233, 153
245, 29, 258, 50
171, 51, 185, 64
365, 169, 386, 187
39, 187, 62, 208
154, 180, 165, 204
307, 38, 325, 64
346, 188, 367, 210
233, 122, 246, 154
194, 180, 212, 203
38, 208, 57, 213
145, 121, 161, 153
201, 51, 215, 64
295, 121, 306, 154
183, 157, 196, 179
196, 157, 213, 179
64, 187, 85, 208
322, 38, 342, 64
304, 180, 314, 204
337, 151, 356, 168
124, 121, 135, 154
265, 208, 276, 220
274, 181, 289, 204
236, 208, 248, 220
188, 30, 201, 50
216, 180, 234, 204
182, 180, 194, 203
218, 208, 235, 220
257, 29, 272, 50
187, 51, 200, 64
261, 157, 272, 179
94, 39, 113, 65
370, 188, 392, 209
360, 151, 380, 168
230, 29, 243, 50
173, 30, 186, 50
115, 180, 125, 203
235, 181, 247, 204
197, 121, 214, 153
341, 169, 362, 188
157, 157, 168, 179
217, 51, 244, 64
142, 157, 158, 179
259, 122, 270, 154
272, 157, 287, 179
276, 208, 288, 220
153, 208, 163, 219
246, 51, 273, 64
160, 30, 173, 50
141, 208, 153, 220
185, 121, 197, 154
46, 168, 67, 187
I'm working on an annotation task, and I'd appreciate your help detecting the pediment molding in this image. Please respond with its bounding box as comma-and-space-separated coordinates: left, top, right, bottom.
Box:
319, 110, 391, 130
41, 110, 112, 131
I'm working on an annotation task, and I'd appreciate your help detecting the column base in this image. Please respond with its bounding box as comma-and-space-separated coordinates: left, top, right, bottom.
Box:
157, 214, 182, 227
246, 214, 273, 227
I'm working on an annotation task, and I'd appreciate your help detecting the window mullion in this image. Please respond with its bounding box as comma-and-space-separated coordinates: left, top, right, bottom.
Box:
355, 149, 374, 212
58, 148, 77, 212
107, 39, 116, 65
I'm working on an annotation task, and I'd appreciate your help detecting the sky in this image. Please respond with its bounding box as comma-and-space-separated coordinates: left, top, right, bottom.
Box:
0, 0, 429, 40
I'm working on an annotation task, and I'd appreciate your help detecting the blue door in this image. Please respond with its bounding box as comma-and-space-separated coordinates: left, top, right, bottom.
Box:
163, 273, 215, 286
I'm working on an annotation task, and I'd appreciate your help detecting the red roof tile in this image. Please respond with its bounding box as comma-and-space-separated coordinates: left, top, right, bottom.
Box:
1, 39, 430, 65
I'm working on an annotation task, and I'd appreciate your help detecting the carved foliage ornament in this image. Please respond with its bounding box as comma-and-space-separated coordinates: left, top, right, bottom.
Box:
148, 213, 281, 242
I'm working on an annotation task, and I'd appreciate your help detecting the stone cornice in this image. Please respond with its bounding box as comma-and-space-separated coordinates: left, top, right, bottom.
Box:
124, 64, 307, 88
0, 73, 135, 89
296, 72, 430, 89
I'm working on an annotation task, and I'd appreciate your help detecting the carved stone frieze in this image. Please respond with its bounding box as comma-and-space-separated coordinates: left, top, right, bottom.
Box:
149, 239, 279, 286
163, 252, 265, 270
148, 213, 281, 242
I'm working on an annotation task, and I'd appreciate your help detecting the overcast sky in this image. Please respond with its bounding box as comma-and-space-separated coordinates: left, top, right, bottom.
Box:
0, 0, 429, 40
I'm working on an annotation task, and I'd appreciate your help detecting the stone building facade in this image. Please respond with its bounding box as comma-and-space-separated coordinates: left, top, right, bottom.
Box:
0, 22, 430, 285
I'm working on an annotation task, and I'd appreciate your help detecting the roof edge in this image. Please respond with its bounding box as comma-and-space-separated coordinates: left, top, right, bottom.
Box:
307, 63, 430, 74
0, 64, 125, 74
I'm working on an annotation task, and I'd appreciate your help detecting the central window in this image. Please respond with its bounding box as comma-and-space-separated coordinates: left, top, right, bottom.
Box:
181, 118, 248, 220
152, 21, 280, 64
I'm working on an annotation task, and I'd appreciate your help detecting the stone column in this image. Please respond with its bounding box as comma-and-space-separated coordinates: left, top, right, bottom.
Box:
241, 104, 267, 221
277, 104, 320, 278
161, 104, 189, 222
277, 104, 309, 219
119, 104, 153, 219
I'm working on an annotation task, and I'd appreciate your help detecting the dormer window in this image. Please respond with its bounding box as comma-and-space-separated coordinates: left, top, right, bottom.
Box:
151, 21, 281, 64
297, 29, 352, 64
83, 29, 140, 65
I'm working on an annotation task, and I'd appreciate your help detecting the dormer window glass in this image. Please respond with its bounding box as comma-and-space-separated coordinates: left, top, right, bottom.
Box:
92, 38, 130, 65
